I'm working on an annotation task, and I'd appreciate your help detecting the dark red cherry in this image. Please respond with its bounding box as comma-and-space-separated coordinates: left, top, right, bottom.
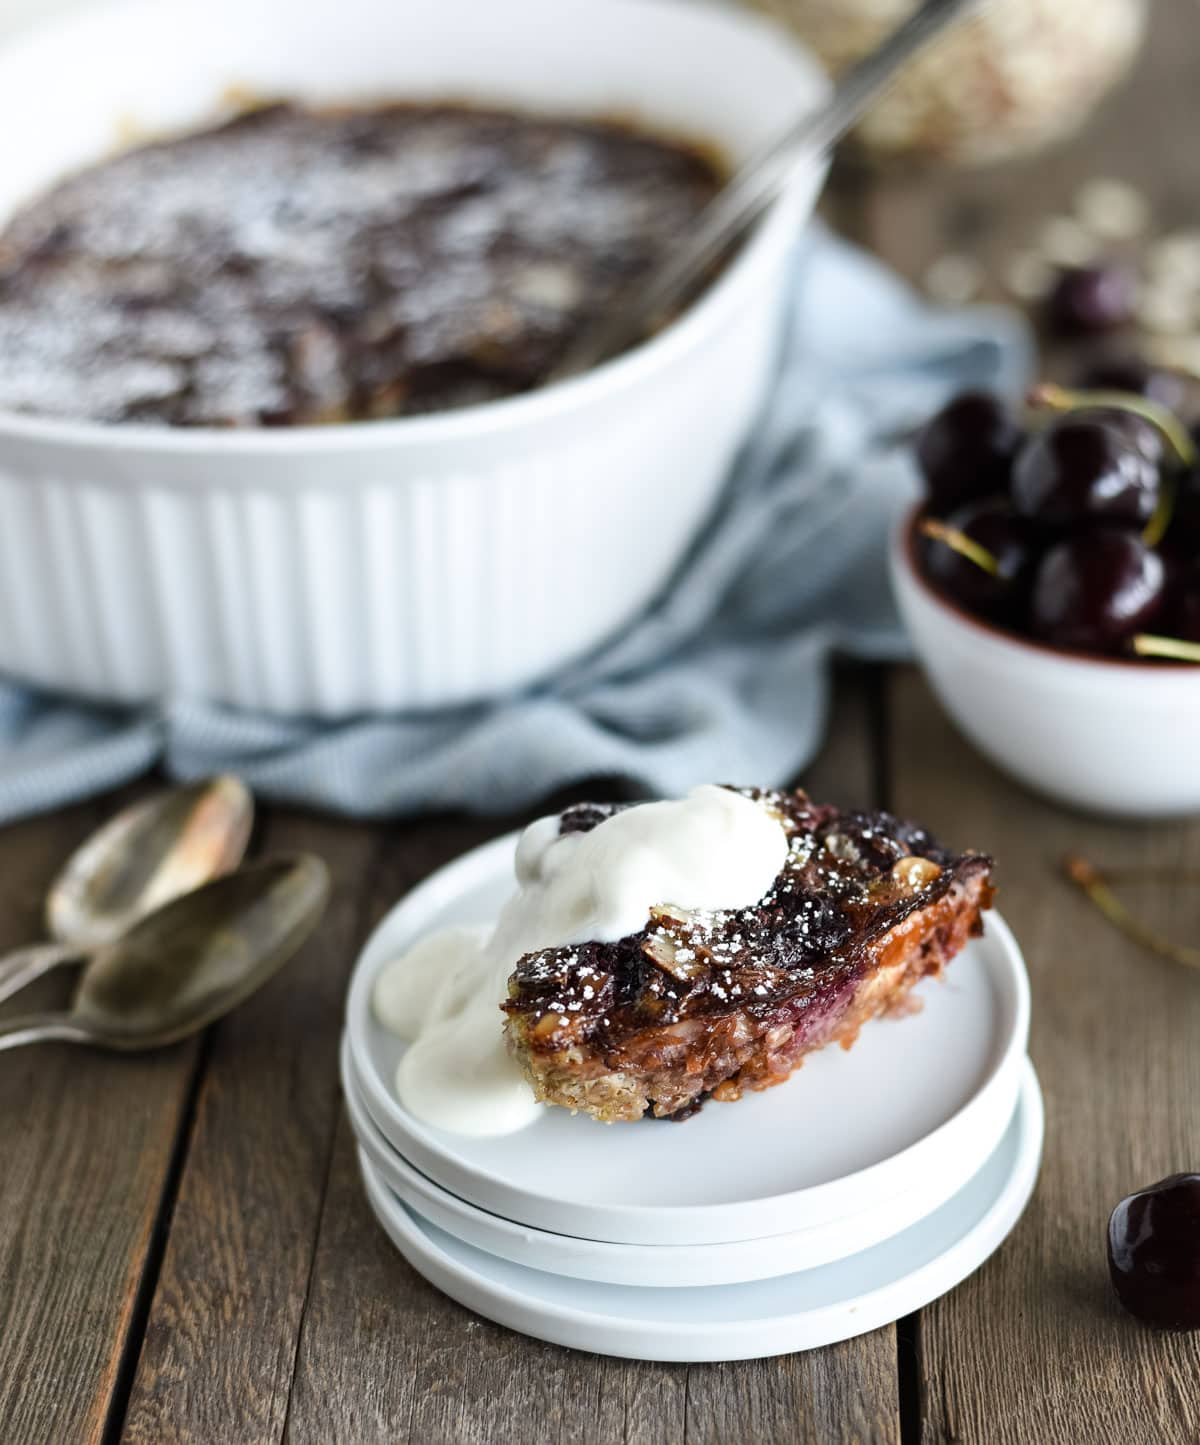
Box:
1174, 469, 1200, 540
1046, 263, 1137, 336
1030, 530, 1165, 652
1110, 1174, 1200, 1330
1170, 562, 1200, 643
1088, 408, 1166, 465
1176, 591, 1200, 643
1076, 355, 1188, 413
1012, 414, 1161, 529
1155, 539, 1190, 601
914, 391, 1023, 515
920, 498, 1035, 624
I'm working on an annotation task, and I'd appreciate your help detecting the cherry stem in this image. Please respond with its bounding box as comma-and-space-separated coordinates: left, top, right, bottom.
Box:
1063, 855, 1200, 973
1028, 383, 1198, 469
1132, 633, 1200, 663
1143, 472, 1175, 549
918, 518, 1001, 578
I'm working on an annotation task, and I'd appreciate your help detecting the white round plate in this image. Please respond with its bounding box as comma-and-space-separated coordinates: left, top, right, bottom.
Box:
359, 1060, 1043, 1362
346, 830, 1030, 1246
342, 1032, 1022, 1286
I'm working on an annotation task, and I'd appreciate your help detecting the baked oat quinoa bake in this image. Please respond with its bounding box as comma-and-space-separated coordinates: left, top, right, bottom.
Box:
503, 788, 994, 1122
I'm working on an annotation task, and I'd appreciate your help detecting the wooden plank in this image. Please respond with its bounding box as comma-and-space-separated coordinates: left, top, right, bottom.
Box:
288, 1116, 648, 1445
678, 669, 900, 1445
683, 1338, 901, 1445
118, 809, 392, 1445
121, 800, 564, 1445
0, 786, 199, 1445
855, 7, 1200, 1434
284, 671, 902, 1445
886, 669, 1200, 1443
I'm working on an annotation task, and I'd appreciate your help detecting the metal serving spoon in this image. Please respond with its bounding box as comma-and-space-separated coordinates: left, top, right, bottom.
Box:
0, 855, 329, 1053
551, 0, 980, 381
0, 776, 254, 1007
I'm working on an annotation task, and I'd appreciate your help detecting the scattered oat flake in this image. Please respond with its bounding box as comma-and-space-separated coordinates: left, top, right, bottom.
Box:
1137, 285, 1195, 336
1144, 335, 1200, 379
1004, 249, 1057, 302
1037, 216, 1099, 268
1074, 178, 1149, 241
1147, 232, 1200, 284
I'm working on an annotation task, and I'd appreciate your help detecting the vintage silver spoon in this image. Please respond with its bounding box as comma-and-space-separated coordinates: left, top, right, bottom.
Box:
0, 776, 254, 1007
0, 855, 329, 1053
552, 0, 980, 381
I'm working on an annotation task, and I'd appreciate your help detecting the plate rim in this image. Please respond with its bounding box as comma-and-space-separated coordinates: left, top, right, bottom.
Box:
342, 1030, 1024, 1285
357, 1059, 1044, 1362
345, 826, 1031, 1245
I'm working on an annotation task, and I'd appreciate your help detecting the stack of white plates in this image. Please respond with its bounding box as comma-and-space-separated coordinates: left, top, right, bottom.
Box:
341, 832, 1041, 1363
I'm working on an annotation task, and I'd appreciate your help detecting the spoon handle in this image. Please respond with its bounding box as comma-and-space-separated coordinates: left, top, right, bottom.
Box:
0, 1013, 93, 1052
0, 941, 85, 1006
551, 0, 980, 380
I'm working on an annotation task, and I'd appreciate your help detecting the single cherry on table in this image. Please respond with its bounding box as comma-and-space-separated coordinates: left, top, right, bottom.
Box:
1109, 1174, 1200, 1331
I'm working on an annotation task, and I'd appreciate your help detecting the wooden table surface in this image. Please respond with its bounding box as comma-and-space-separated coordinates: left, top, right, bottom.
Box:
4, 8, 1200, 1443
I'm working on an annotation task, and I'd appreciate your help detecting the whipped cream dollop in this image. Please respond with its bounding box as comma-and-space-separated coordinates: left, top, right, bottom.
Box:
372, 784, 789, 1136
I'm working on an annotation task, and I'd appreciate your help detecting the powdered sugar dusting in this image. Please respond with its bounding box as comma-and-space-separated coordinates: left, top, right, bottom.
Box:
0, 103, 721, 426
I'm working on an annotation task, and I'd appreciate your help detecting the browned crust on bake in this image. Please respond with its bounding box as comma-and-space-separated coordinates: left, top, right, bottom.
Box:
512, 873, 991, 1122
502, 788, 995, 1123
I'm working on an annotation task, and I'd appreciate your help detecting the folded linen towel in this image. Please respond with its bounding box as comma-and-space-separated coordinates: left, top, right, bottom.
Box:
0, 226, 1032, 825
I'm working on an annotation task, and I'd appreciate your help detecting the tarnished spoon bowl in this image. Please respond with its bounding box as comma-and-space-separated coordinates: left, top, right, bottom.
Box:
49, 775, 254, 949
0, 776, 254, 1007
0, 855, 329, 1053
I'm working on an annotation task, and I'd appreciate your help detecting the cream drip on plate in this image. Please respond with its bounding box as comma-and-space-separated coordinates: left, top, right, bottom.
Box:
372, 784, 789, 1136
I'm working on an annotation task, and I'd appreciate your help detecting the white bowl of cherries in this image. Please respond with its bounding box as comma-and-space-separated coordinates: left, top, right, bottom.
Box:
891, 375, 1200, 818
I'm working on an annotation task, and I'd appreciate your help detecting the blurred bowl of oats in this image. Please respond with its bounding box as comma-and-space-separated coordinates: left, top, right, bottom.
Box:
746, 0, 1147, 165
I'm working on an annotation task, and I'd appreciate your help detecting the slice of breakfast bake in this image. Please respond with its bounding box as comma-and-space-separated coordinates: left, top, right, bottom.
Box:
502, 788, 993, 1123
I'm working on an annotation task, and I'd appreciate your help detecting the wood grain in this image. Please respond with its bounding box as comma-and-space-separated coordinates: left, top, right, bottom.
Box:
119, 797, 630, 1444
856, 8, 1200, 1432
283, 673, 902, 1445
887, 669, 1200, 1444
0, 787, 199, 1445
118, 809, 386, 1445
9, 3, 1198, 1435
677, 671, 900, 1445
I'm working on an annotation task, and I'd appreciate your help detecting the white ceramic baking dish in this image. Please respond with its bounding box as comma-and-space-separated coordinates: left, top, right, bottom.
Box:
0, 0, 828, 716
